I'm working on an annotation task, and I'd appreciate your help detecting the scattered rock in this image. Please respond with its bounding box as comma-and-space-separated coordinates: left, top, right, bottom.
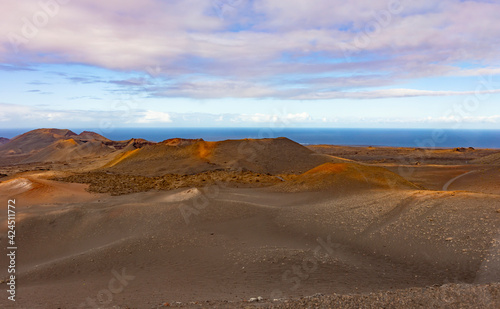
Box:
248, 296, 263, 302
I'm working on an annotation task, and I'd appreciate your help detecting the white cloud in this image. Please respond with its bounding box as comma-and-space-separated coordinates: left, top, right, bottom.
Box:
454, 67, 500, 77
285, 112, 311, 122
234, 113, 275, 123
293, 88, 500, 100
0, 103, 173, 127
155, 79, 277, 99
432, 115, 500, 123
235, 112, 311, 123
136, 110, 172, 124
0, 103, 498, 129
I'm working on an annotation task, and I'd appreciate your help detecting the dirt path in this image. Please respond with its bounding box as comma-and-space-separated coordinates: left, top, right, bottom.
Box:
442, 170, 477, 191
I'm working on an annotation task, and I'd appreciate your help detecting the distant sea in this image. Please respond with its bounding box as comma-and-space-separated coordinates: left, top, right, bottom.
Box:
1, 128, 499, 149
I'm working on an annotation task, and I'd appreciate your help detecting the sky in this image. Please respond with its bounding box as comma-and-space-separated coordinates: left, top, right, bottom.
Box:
1, 0, 500, 130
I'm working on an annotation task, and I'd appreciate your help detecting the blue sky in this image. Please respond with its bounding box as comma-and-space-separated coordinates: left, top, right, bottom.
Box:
1, 0, 500, 129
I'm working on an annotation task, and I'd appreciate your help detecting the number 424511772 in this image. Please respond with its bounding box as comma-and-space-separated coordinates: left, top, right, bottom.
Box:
8, 199, 15, 246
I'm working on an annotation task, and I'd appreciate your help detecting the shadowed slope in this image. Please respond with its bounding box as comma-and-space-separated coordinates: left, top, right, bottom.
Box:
209, 138, 346, 174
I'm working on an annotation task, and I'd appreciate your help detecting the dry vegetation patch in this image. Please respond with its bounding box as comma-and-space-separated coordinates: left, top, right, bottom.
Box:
55, 170, 295, 195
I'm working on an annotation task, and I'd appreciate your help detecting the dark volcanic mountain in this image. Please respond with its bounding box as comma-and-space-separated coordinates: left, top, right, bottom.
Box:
103, 137, 349, 176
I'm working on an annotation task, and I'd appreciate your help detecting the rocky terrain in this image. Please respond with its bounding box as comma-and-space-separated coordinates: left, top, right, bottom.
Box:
0, 128, 499, 308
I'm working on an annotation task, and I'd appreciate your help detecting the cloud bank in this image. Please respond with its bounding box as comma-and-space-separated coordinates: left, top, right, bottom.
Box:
2, 0, 500, 100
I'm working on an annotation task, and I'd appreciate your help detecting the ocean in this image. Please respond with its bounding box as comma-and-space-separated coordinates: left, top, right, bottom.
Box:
1, 128, 499, 149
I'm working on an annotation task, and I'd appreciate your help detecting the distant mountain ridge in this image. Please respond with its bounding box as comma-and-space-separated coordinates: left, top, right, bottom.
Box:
0, 128, 351, 173
0, 128, 110, 155
0, 128, 118, 164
